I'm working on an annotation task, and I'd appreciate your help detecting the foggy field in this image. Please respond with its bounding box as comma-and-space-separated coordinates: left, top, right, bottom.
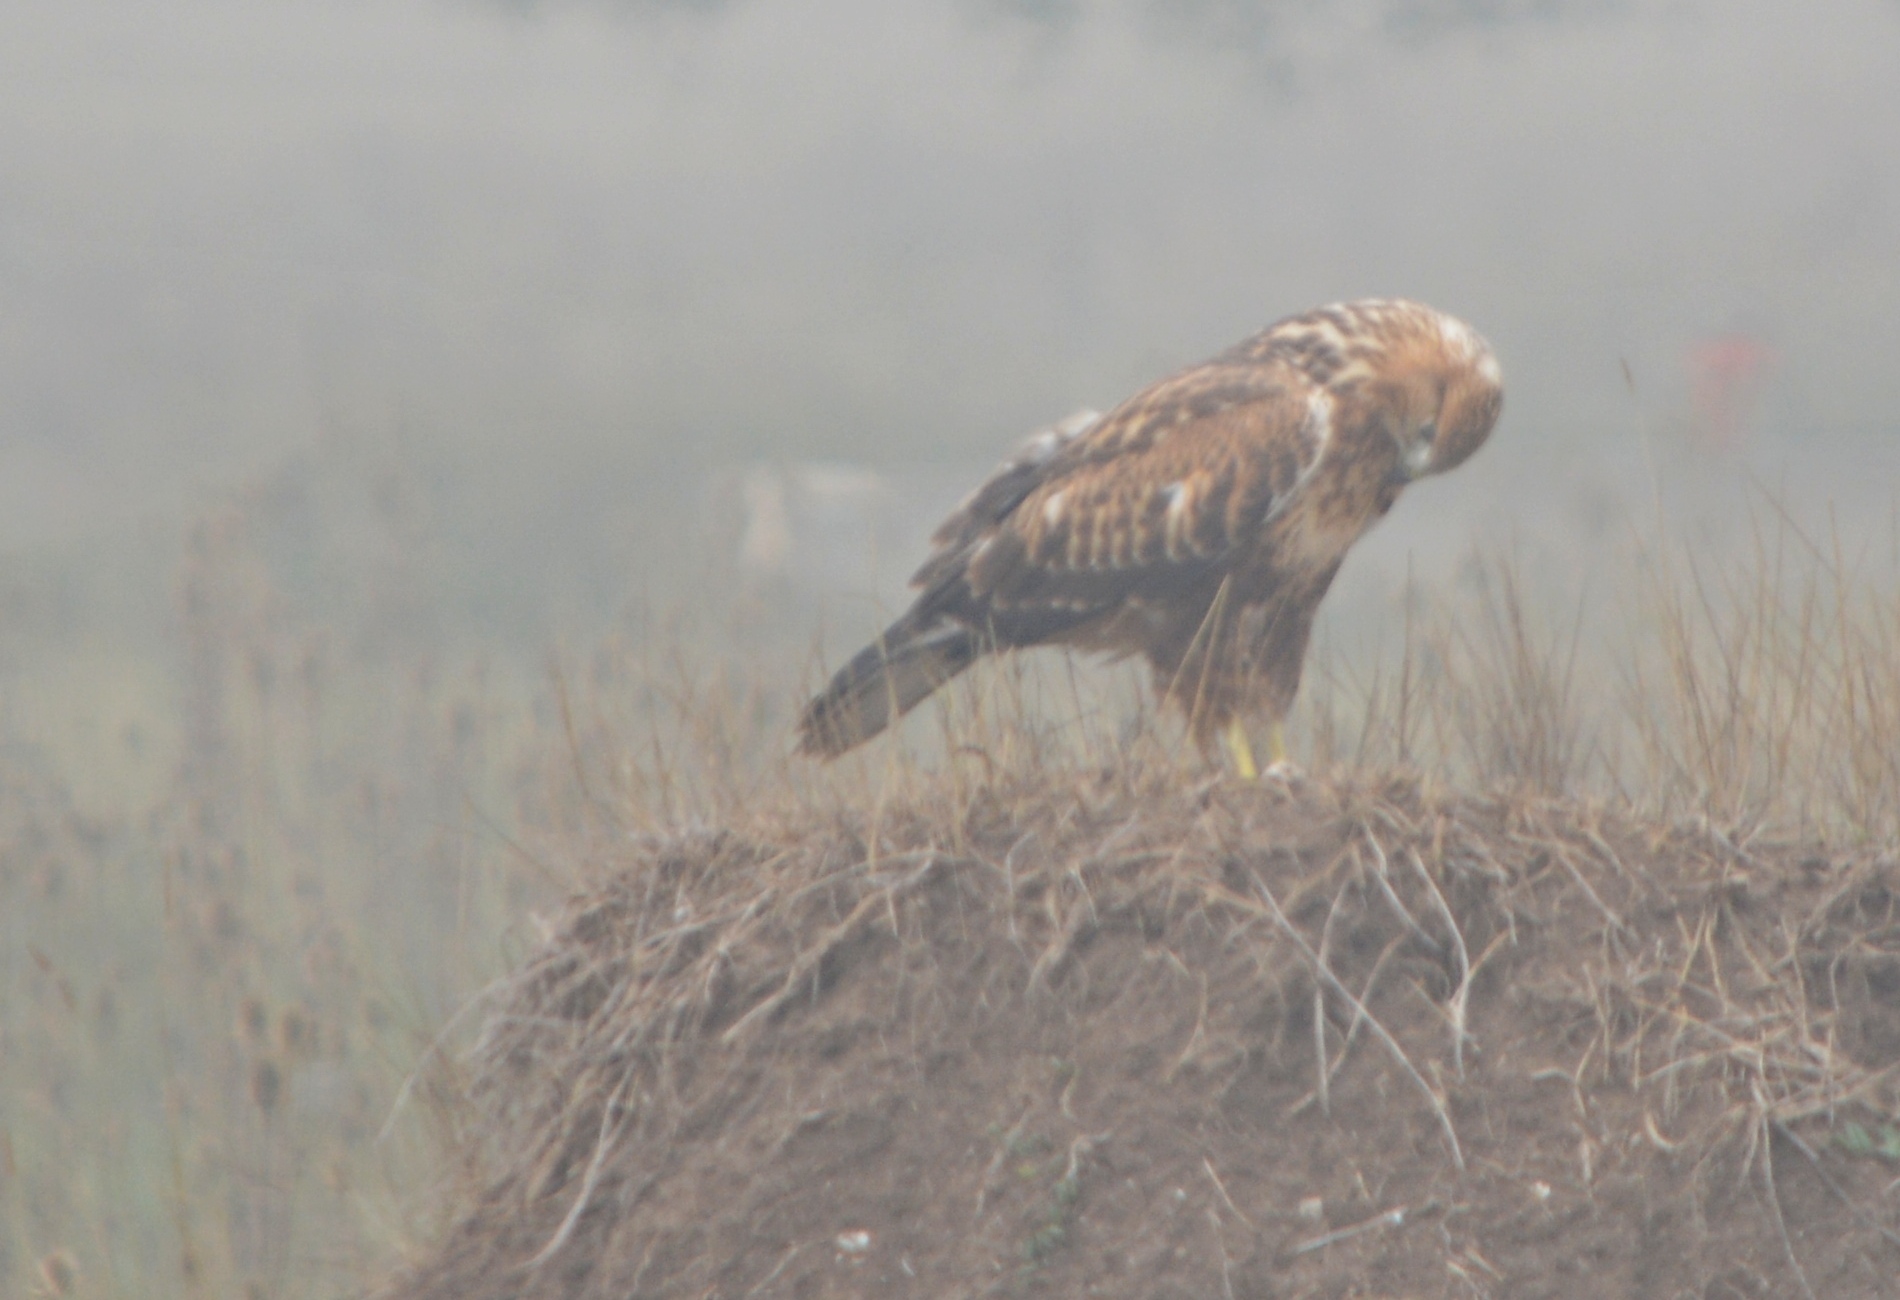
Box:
3, 1, 1900, 1296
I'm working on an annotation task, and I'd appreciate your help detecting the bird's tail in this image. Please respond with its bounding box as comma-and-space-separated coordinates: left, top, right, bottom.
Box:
797, 613, 982, 757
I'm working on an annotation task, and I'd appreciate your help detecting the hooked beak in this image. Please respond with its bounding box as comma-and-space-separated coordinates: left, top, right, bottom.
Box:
1392, 439, 1435, 485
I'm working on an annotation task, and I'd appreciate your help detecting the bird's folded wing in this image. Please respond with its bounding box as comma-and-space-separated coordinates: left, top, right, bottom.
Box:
940, 369, 1330, 617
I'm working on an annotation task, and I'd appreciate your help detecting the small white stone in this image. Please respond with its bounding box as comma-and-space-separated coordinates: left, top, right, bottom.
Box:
835, 1230, 872, 1255
1530, 1181, 1552, 1203
1297, 1196, 1324, 1221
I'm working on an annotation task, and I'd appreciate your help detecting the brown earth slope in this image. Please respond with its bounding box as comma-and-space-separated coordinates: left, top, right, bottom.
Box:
378, 766, 1900, 1299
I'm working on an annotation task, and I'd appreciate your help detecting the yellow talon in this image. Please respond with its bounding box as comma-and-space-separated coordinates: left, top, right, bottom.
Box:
1223, 718, 1258, 780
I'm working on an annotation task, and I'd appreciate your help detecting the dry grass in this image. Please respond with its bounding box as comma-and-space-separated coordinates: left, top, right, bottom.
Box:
0, 484, 560, 1298
1303, 505, 1900, 847
3, 455, 1899, 1298
377, 746, 1900, 1297
370, 498, 1900, 1296
1621, 508, 1900, 842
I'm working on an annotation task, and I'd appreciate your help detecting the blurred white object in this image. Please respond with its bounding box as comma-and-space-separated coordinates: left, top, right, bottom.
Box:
728, 410, 1104, 601
738, 461, 890, 581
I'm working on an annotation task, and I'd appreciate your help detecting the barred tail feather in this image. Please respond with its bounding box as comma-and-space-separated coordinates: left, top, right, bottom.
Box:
797, 615, 981, 757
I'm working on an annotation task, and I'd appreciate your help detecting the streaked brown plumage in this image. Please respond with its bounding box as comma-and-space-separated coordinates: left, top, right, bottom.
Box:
797, 299, 1503, 769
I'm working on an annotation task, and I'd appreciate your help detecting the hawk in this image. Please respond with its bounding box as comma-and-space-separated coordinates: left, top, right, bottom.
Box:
797, 299, 1503, 776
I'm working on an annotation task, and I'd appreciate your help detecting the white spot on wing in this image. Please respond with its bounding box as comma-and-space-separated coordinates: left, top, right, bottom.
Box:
1163, 481, 1195, 559
1304, 389, 1335, 449
1022, 430, 1063, 464
1055, 407, 1103, 438
1019, 407, 1104, 467
1042, 490, 1067, 525
1257, 389, 1336, 531
1163, 481, 1189, 521
1477, 348, 1503, 386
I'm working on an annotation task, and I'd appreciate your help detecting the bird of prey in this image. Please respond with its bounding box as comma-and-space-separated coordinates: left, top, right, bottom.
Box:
797, 299, 1503, 776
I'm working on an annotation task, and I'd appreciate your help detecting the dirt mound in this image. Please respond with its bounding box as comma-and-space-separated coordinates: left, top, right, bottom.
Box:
378, 767, 1900, 1298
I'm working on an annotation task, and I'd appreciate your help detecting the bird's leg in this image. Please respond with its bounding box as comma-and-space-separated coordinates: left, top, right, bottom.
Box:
1266, 720, 1288, 766
1223, 717, 1258, 781
1260, 719, 1305, 783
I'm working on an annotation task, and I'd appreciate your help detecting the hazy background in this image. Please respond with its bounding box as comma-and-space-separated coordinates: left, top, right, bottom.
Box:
6, 0, 1899, 661
2, 1, 1899, 1292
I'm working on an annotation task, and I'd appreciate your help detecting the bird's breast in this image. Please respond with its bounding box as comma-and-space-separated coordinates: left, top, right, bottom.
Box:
1259, 450, 1395, 571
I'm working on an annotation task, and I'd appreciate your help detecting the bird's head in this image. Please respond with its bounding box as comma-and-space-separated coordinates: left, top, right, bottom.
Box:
1382, 310, 1503, 484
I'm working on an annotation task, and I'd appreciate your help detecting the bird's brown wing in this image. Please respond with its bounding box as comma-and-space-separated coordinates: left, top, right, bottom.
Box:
913, 361, 1332, 643
913, 408, 1102, 592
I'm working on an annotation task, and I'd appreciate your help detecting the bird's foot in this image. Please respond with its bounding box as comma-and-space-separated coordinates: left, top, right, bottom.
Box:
1223, 719, 1304, 785
1261, 723, 1306, 785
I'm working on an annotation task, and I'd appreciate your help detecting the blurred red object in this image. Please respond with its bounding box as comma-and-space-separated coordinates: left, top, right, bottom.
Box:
1686, 333, 1775, 451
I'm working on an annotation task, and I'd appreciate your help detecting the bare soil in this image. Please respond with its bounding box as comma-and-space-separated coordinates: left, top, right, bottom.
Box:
378, 766, 1900, 1298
